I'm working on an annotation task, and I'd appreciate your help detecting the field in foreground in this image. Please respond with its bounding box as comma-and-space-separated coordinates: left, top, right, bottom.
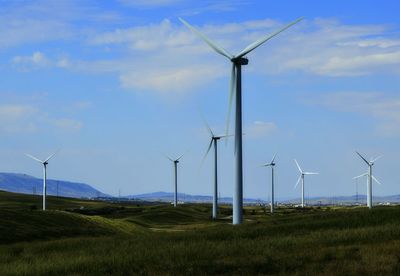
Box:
1, 191, 400, 275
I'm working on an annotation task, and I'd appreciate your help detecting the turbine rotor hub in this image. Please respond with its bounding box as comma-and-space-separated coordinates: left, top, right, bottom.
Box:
232, 57, 248, 65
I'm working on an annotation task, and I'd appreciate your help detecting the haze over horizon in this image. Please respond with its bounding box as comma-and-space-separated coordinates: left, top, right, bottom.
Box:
1, 0, 400, 200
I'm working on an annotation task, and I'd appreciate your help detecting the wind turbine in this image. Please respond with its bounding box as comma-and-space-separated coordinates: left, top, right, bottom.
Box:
294, 159, 318, 208
180, 17, 304, 225
165, 153, 184, 207
261, 153, 277, 213
201, 118, 231, 219
355, 151, 382, 209
25, 151, 58, 211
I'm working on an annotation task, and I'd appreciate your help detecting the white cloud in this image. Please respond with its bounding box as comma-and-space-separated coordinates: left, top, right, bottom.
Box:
309, 92, 400, 137
52, 118, 83, 132
118, 0, 182, 7
0, 103, 83, 134
0, 104, 39, 133
12, 51, 50, 69
6, 16, 400, 93
83, 18, 400, 93
245, 121, 277, 139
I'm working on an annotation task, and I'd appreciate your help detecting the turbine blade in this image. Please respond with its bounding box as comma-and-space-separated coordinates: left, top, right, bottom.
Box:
261, 162, 271, 167
25, 154, 43, 163
225, 64, 236, 144
218, 134, 234, 139
270, 152, 277, 164
236, 17, 304, 58
294, 174, 302, 189
179, 18, 233, 59
356, 151, 369, 165
44, 150, 59, 163
200, 139, 214, 167
304, 172, 318, 175
371, 155, 383, 163
176, 153, 185, 161
353, 172, 368, 179
294, 159, 302, 173
372, 175, 382, 185
200, 113, 214, 137
162, 153, 174, 162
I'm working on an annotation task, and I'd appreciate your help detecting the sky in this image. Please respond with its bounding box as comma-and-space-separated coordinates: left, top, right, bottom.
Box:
1, 0, 400, 200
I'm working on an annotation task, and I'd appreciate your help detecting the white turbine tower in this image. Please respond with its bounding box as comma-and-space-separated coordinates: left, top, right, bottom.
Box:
180, 17, 304, 224
201, 118, 230, 219
261, 153, 277, 213
355, 151, 382, 209
165, 153, 184, 207
294, 159, 318, 208
25, 152, 58, 211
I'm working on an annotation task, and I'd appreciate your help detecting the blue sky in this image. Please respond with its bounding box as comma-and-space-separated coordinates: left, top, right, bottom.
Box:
1, 0, 400, 200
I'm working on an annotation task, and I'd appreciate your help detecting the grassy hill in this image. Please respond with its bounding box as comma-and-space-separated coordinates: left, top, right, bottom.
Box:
0, 191, 400, 275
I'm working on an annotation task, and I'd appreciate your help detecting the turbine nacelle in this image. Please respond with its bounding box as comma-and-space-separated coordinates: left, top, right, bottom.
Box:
231, 57, 249, 65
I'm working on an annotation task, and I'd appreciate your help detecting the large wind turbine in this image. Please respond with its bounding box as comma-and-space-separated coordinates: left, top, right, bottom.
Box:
165, 153, 184, 207
180, 17, 304, 224
261, 153, 277, 213
355, 151, 382, 209
294, 159, 318, 208
201, 119, 230, 219
25, 152, 58, 211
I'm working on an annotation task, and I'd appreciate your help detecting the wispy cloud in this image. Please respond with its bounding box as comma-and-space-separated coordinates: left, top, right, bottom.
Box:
309, 91, 400, 137
0, 103, 84, 134
118, 0, 182, 8
245, 121, 277, 139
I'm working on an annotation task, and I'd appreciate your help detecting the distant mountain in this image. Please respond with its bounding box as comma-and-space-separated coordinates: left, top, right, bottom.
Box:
127, 191, 400, 205
127, 191, 264, 204
0, 172, 109, 198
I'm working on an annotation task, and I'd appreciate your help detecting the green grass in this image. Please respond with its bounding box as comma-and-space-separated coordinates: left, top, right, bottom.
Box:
1, 191, 400, 275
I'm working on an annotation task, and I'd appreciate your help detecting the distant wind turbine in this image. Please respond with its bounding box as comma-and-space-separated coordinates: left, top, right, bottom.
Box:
165, 153, 184, 207
294, 159, 318, 208
201, 118, 231, 219
261, 153, 277, 213
180, 17, 304, 224
355, 151, 383, 209
25, 151, 58, 211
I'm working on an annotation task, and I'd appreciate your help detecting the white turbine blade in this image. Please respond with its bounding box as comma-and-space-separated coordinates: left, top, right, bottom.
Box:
270, 152, 277, 164
200, 139, 214, 167
225, 64, 236, 143
236, 17, 304, 58
176, 153, 185, 161
261, 162, 271, 167
356, 151, 369, 165
294, 159, 302, 173
25, 154, 44, 163
372, 175, 382, 185
218, 134, 234, 139
371, 155, 383, 163
179, 18, 233, 59
304, 172, 318, 175
353, 172, 368, 179
200, 111, 214, 137
162, 153, 174, 162
44, 150, 58, 163
294, 174, 302, 189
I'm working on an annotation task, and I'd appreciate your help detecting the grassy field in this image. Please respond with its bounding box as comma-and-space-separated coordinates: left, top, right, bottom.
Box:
1, 191, 400, 275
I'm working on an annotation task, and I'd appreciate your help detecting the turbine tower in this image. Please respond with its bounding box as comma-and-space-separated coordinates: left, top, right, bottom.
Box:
355, 151, 383, 209
180, 17, 304, 224
294, 159, 318, 208
165, 153, 184, 207
261, 153, 277, 213
201, 118, 230, 219
25, 151, 58, 211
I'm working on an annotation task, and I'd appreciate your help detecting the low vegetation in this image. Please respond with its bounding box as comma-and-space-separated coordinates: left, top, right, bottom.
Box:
1, 191, 400, 275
